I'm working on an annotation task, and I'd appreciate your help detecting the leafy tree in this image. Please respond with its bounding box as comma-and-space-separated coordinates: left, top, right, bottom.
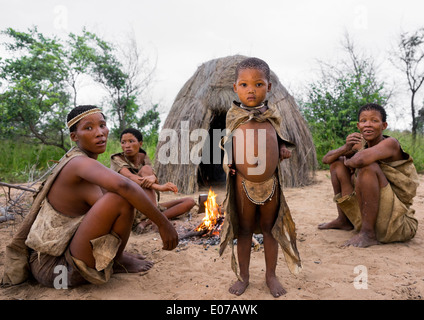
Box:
299, 35, 390, 166
64, 29, 99, 107
89, 32, 128, 122
390, 28, 424, 141
88, 31, 155, 136
0, 27, 158, 152
0, 27, 71, 150
137, 103, 160, 146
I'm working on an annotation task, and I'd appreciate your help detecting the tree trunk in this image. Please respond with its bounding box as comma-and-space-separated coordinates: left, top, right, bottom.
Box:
411, 91, 417, 146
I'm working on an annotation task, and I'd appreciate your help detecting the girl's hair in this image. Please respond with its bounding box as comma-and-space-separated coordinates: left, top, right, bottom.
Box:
235, 57, 271, 82
358, 103, 387, 122
67, 105, 105, 132
120, 128, 143, 142
120, 128, 144, 154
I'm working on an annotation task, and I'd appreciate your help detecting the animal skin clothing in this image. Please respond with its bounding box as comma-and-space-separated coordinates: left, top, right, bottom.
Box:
219, 101, 302, 279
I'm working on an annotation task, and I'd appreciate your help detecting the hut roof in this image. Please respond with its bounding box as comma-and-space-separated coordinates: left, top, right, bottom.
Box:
154, 55, 317, 194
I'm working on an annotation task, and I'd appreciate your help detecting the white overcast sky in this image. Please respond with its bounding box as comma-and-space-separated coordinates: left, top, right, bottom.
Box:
1, 0, 423, 130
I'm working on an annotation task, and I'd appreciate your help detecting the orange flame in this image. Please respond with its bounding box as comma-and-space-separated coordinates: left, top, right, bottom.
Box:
195, 189, 223, 233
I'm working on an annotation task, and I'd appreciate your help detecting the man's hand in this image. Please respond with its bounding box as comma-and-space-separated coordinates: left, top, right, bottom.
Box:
345, 132, 362, 151
139, 175, 156, 188
158, 182, 178, 193
158, 222, 179, 250
228, 163, 236, 176
130, 175, 145, 186
342, 156, 355, 174
279, 145, 292, 161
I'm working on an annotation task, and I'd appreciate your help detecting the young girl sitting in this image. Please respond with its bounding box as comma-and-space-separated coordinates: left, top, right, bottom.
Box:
110, 128, 195, 234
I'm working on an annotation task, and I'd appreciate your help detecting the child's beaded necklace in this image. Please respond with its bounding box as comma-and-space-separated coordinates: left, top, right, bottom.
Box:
238, 103, 265, 112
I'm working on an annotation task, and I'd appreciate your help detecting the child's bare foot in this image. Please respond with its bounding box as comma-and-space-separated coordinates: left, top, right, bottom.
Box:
342, 232, 379, 248
229, 280, 249, 296
266, 275, 286, 298
131, 252, 147, 260
113, 251, 154, 273
318, 217, 353, 230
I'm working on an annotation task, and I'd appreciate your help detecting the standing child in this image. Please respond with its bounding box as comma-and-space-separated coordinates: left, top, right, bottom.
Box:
219, 58, 302, 297
2, 105, 178, 287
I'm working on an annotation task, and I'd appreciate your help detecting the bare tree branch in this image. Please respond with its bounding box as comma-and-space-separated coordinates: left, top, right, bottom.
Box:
391, 28, 424, 139
0, 182, 37, 193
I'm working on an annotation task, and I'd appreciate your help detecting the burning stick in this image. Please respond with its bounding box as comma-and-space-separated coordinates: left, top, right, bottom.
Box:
195, 189, 222, 232
179, 229, 209, 240
179, 189, 225, 240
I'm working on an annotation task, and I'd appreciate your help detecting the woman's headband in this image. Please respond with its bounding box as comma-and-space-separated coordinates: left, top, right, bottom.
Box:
67, 108, 103, 129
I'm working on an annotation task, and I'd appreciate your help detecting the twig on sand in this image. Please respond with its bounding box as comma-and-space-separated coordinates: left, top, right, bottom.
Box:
179, 228, 209, 240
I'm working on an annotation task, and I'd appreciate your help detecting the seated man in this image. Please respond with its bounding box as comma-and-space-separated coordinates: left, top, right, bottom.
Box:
318, 103, 419, 247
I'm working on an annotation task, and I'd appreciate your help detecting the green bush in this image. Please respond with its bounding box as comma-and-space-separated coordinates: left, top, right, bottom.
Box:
0, 139, 65, 183
0, 136, 158, 183
387, 130, 424, 173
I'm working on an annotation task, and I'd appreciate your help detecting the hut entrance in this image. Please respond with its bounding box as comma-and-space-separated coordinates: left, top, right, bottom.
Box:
155, 55, 316, 194
198, 111, 227, 187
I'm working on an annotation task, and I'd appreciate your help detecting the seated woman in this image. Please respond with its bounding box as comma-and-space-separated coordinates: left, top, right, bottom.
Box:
318, 103, 419, 248
2, 105, 178, 288
110, 128, 195, 233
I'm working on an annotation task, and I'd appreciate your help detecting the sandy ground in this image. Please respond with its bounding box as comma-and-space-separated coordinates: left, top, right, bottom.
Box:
1, 170, 423, 301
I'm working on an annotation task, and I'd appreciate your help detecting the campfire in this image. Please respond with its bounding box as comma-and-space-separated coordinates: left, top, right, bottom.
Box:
180, 188, 224, 241
195, 189, 224, 236
178, 188, 262, 250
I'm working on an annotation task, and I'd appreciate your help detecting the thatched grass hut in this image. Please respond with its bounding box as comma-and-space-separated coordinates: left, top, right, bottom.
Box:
154, 55, 317, 194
